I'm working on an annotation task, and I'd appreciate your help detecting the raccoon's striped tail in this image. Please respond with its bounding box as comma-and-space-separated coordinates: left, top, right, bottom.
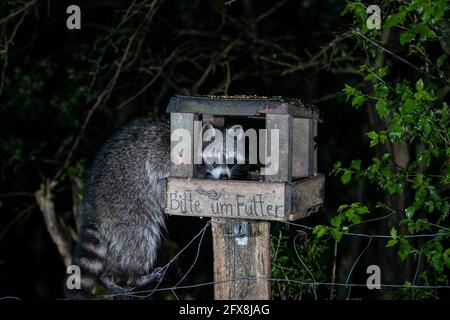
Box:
64, 224, 107, 300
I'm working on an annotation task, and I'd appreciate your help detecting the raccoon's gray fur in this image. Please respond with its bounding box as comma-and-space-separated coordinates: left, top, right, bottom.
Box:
64, 118, 246, 299
65, 118, 171, 299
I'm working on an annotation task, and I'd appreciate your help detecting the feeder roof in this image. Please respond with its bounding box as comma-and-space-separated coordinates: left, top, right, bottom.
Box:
166, 95, 319, 119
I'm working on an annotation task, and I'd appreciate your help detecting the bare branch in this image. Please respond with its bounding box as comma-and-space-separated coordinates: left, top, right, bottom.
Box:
115, 48, 178, 110
35, 180, 72, 267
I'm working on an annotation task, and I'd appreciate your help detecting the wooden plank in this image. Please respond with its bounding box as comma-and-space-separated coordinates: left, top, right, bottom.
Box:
170, 113, 198, 178
312, 119, 318, 175
259, 101, 319, 119
265, 114, 292, 183
287, 174, 325, 221
166, 95, 318, 118
292, 118, 316, 178
165, 178, 287, 221
202, 114, 225, 127
212, 218, 270, 299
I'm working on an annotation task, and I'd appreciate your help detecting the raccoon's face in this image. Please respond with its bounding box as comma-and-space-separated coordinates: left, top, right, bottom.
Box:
199, 123, 247, 180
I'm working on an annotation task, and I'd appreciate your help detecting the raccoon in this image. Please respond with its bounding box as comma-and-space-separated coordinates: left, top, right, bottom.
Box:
65, 117, 245, 299
198, 123, 247, 180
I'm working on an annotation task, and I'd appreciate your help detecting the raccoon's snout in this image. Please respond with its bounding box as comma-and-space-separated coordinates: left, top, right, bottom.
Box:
210, 165, 231, 180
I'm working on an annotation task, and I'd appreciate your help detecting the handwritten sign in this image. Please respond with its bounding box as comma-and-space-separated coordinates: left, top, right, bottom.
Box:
165, 178, 287, 221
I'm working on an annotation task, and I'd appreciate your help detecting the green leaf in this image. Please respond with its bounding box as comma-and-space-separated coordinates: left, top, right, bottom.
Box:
415, 187, 427, 203
337, 204, 349, 213
416, 79, 424, 91
351, 95, 366, 108
398, 238, 411, 261
384, 11, 406, 29
350, 159, 361, 171
386, 239, 398, 247
375, 100, 389, 118
390, 227, 398, 239
330, 228, 342, 242
346, 210, 361, 224
400, 23, 437, 45
403, 98, 416, 113
444, 249, 450, 268
400, 30, 415, 45
442, 201, 449, 216
331, 161, 342, 175
374, 83, 389, 98
367, 131, 378, 140
378, 67, 389, 78
437, 54, 447, 69
407, 221, 418, 234
425, 200, 435, 213
367, 131, 379, 147
341, 2, 366, 21
356, 205, 369, 214
405, 206, 416, 219
313, 225, 329, 239
414, 23, 436, 41
341, 170, 352, 184
389, 130, 402, 141
330, 215, 344, 228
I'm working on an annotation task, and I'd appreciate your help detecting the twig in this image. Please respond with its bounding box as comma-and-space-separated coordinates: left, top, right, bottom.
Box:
353, 30, 438, 80
0, 203, 35, 242
255, 0, 289, 23
224, 0, 238, 6
115, 49, 178, 110
0, 0, 37, 25
35, 180, 73, 267
0, 7, 28, 96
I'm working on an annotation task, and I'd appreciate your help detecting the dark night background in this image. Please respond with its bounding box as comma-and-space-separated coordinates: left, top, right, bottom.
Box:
0, 0, 448, 300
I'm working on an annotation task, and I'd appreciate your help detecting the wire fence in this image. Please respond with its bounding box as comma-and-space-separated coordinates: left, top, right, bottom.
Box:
98, 219, 450, 300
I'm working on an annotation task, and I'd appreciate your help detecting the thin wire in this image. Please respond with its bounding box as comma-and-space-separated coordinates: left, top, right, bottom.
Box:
103, 276, 450, 297
171, 289, 179, 300
173, 220, 209, 287
97, 219, 449, 300
412, 249, 422, 300
98, 220, 211, 300
293, 233, 318, 300
284, 221, 449, 239
345, 235, 373, 300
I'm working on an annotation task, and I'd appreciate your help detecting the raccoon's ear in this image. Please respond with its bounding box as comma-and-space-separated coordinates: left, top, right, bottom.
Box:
202, 122, 217, 142
202, 123, 214, 132
228, 125, 244, 140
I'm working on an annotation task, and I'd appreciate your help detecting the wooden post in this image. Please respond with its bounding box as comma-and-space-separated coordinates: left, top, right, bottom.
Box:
209, 115, 280, 300
212, 218, 270, 299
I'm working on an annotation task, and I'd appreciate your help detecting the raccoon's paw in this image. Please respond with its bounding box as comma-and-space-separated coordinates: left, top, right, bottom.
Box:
100, 274, 134, 296
135, 267, 165, 287
151, 267, 165, 282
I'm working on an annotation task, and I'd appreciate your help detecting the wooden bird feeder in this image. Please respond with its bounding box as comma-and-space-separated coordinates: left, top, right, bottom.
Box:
164, 95, 324, 300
